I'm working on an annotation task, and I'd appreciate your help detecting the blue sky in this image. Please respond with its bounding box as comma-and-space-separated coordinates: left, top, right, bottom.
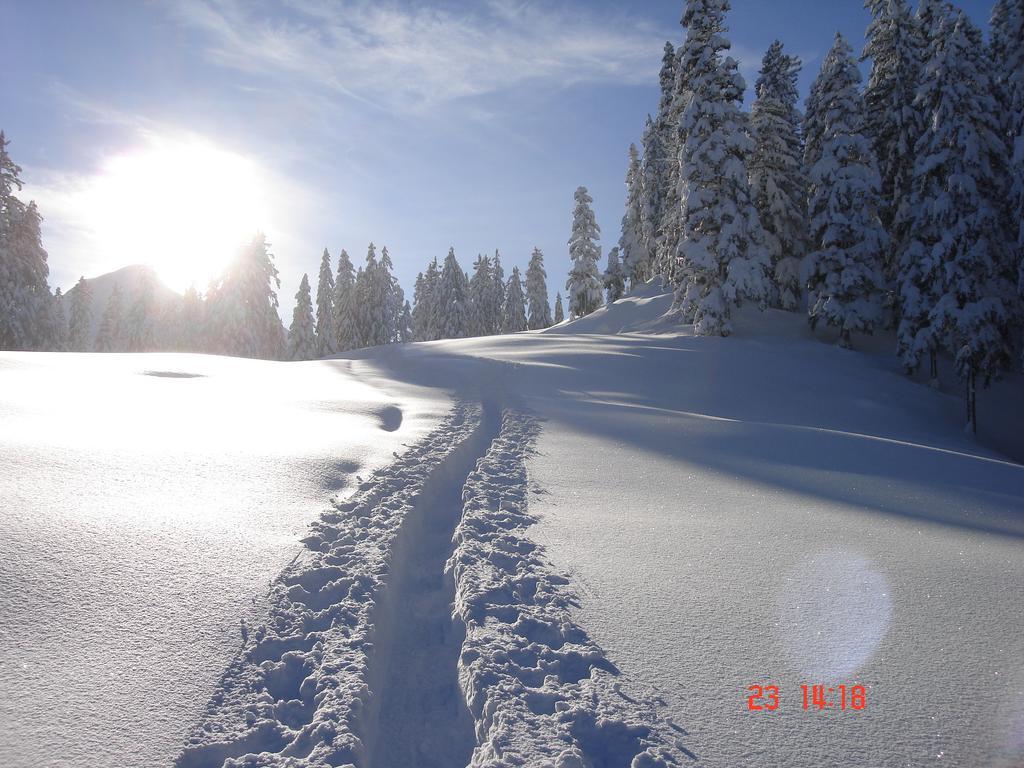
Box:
1, 0, 996, 308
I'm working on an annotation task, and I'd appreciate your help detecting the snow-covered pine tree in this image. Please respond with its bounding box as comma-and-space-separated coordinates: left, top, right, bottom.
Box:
379, 246, 404, 344
656, 32, 705, 284
95, 283, 124, 352
803, 39, 844, 180
68, 276, 93, 352
603, 246, 626, 304
51, 287, 68, 351
749, 40, 807, 311
315, 248, 336, 356
355, 243, 388, 348
525, 247, 552, 330
639, 116, 666, 265
990, 0, 1024, 358
674, 0, 771, 337
901, 12, 1015, 429
501, 266, 528, 333
1, 133, 54, 350
286, 273, 317, 361
554, 292, 565, 324
412, 257, 441, 341
437, 248, 470, 339
127, 270, 156, 351
411, 270, 430, 341
490, 250, 506, 334
205, 232, 285, 359
333, 249, 358, 351
862, 0, 925, 287
468, 253, 495, 336
399, 300, 413, 343
179, 284, 203, 351
643, 43, 678, 276
566, 186, 603, 318
619, 143, 651, 287
804, 33, 887, 349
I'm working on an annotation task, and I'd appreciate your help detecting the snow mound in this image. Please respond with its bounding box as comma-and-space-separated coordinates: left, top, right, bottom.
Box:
545, 279, 677, 336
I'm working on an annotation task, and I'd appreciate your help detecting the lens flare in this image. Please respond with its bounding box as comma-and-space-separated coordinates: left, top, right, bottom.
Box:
775, 548, 893, 680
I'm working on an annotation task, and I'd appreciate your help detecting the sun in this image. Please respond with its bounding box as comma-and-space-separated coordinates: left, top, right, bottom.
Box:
89, 135, 271, 293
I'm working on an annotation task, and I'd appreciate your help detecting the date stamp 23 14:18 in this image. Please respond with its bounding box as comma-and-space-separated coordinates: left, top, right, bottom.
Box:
747, 684, 868, 711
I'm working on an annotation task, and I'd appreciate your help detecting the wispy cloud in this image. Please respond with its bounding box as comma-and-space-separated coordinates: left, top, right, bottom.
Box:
166, 0, 666, 114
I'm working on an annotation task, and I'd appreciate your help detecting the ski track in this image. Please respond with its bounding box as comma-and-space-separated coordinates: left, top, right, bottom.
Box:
452, 410, 684, 768
176, 400, 683, 768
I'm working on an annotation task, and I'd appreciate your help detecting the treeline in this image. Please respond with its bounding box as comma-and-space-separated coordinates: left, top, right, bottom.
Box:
612, 0, 1023, 430
286, 244, 562, 361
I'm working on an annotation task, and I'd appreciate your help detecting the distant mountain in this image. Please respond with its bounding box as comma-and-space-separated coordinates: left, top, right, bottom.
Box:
64, 265, 180, 348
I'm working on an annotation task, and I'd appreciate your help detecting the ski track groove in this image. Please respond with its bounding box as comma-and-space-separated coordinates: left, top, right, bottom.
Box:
176, 400, 684, 768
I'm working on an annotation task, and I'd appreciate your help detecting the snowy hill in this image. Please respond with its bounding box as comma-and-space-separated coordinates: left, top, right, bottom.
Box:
64, 264, 180, 345
2, 285, 1022, 768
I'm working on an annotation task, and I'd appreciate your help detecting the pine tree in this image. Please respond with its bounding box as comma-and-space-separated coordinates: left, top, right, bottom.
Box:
675, 0, 770, 337
501, 266, 528, 333
654, 32, 702, 284
525, 247, 552, 329
804, 34, 887, 348
491, 250, 506, 333
642, 43, 678, 274
95, 284, 124, 352
620, 143, 651, 287
379, 246, 404, 344
51, 287, 68, 351
1, 133, 54, 350
750, 40, 807, 311
180, 284, 204, 352
399, 300, 413, 343
468, 253, 495, 336
355, 243, 387, 347
286, 273, 317, 360
554, 292, 565, 324
566, 186, 603, 318
437, 248, 470, 339
412, 257, 441, 341
639, 116, 666, 266
901, 12, 1015, 429
333, 249, 358, 351
862, 0, 925, 287
603, 246, 626, 304
315, 248, 336, 356
205, 232, 285, 359
68, 276, 93, 352
127, 270, 157, 352
990, 0, 1024, 359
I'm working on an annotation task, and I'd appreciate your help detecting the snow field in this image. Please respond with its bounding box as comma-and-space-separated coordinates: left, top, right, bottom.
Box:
0, 351, 448, 768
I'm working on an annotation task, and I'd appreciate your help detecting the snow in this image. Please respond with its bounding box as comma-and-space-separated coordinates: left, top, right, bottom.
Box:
2, 282, 1023, 768
0, 352, 448, 767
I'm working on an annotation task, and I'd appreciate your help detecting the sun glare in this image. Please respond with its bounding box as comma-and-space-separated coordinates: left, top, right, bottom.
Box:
88, 136, 271, 293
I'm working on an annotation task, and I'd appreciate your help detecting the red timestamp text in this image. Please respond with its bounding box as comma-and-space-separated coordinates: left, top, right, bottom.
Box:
746, 683, 867, 711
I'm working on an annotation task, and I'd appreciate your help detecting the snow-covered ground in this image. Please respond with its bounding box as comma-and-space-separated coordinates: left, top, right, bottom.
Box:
0, 352, 448, 767
2, 284, 1023, 767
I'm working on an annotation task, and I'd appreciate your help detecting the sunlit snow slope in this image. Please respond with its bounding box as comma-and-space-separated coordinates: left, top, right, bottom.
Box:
0, 353, 448, 768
